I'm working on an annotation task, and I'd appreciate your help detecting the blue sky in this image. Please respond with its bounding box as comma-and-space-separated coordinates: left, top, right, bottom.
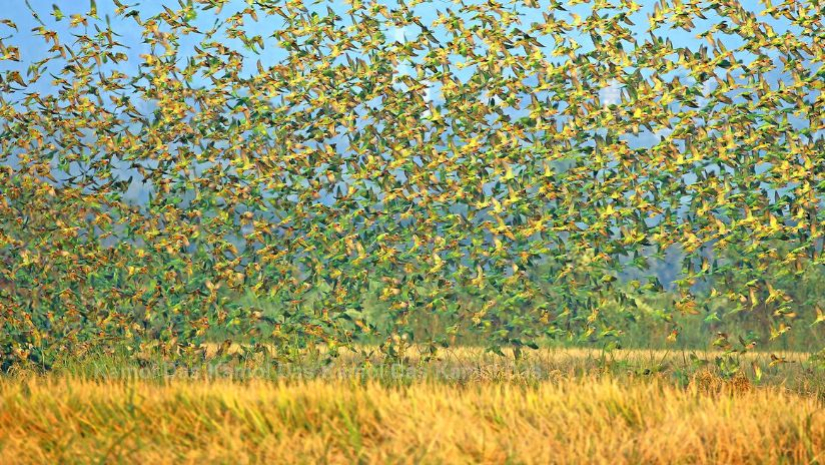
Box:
1, 0, 804, 93
0, 0, 818, 205
3, 0, 812, 138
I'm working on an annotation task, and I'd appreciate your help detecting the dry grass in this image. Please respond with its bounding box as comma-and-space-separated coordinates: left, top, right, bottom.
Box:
1, 348, 824, 464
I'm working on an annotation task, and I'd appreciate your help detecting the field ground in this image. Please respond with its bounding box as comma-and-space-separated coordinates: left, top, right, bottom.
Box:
1, 348, 825, 464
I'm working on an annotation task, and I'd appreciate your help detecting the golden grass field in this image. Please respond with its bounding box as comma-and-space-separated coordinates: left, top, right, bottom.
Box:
1, 348, 824, 464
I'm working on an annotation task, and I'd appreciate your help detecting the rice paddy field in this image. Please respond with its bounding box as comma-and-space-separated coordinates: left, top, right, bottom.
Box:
2, 348, 824, 464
